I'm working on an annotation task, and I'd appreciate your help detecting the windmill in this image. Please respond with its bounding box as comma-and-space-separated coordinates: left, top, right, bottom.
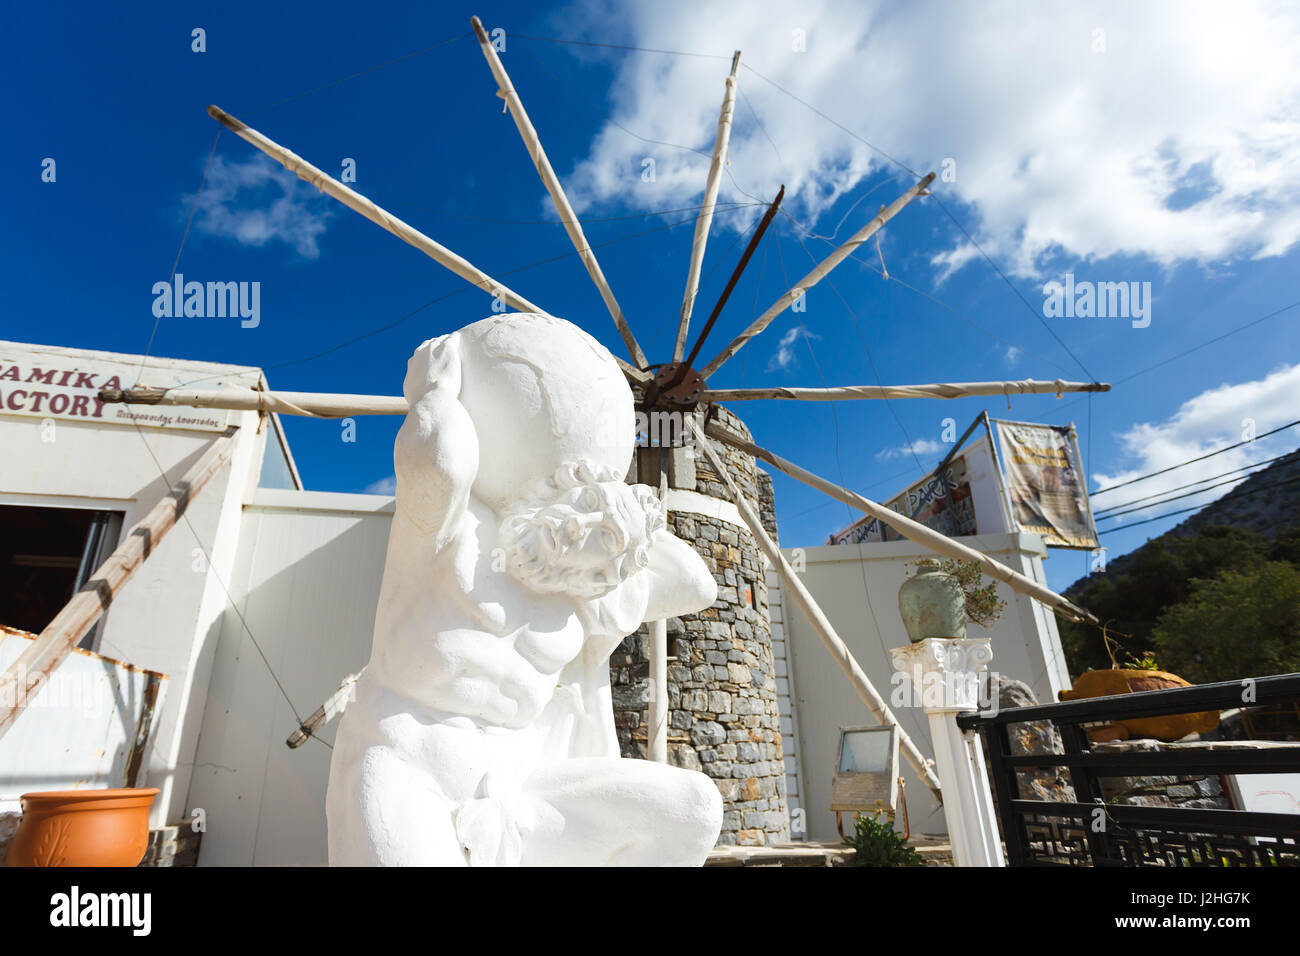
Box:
102, 16, 1106, 798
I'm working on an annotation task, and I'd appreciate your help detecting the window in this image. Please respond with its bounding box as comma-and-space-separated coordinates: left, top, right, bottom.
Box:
0, 505, 123, 648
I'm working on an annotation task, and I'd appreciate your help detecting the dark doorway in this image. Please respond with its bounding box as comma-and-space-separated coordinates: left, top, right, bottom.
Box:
0, 504, 123, 645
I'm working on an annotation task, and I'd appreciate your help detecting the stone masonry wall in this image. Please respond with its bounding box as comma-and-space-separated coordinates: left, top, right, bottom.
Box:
611, 406, 789, 846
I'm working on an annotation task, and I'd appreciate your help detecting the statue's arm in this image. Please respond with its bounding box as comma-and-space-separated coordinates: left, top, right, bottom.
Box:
393, 334, 479, 549
641, 530, 718, 623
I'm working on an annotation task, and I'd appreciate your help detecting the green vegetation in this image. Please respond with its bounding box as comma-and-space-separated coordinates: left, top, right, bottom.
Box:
1060, 524, 1300, 682
1151, 561, 1300, 685
844, 811, 925, 867
909, 558, 1007, 627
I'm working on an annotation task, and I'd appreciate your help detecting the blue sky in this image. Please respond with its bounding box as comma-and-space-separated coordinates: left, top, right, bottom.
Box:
5, 0, 1299, 594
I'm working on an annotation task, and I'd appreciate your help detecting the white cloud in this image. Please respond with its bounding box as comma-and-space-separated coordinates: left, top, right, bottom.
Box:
363, 475, 396, 496
766, 323, 818, 371
931, 242, 980, 284
190, 155, 334, 259
877, 437, 945, 462
560, 0, 1300, 277
1004, 345, 1023, 368
1092, 363, 1300, 521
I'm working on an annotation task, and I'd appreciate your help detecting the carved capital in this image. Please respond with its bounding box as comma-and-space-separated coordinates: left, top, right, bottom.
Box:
890, 637, 993, 714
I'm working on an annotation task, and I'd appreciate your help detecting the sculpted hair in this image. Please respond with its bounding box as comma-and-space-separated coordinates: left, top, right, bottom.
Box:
498, 460, 666, 599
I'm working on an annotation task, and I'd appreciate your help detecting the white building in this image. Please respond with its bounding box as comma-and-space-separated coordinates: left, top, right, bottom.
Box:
774, 533, 1069, 842
0, 340, 299, 840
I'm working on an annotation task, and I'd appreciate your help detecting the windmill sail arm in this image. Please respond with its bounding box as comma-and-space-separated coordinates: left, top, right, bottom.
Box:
700, 420, 1099, 626
699, 172, 936, 379
702, 379, 1110, 402
470, 17, 649, 370
675, 50, 741, 362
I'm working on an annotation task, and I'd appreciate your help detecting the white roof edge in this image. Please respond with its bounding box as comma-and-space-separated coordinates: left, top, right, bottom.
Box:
786, 531, 1047, 562
247, 487, 395, 515
0, 339, 263, 378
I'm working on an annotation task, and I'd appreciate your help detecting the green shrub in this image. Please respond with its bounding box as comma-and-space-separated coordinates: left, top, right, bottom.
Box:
1151, 561, 1300, 684
844, 811, 924, 867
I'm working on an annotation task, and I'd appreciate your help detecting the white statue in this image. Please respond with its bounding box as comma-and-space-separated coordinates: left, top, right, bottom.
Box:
326, 313, 723, 866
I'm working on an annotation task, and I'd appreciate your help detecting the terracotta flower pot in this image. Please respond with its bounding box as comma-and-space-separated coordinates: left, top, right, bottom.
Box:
5, 788, 158, 867
1058, 669, 1220, 743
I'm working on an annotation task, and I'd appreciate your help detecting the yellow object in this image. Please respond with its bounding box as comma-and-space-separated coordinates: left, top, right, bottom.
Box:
1058, 669, 1220, 742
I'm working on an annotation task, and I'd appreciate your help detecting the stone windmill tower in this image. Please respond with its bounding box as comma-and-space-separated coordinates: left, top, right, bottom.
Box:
614, 409, 789, 846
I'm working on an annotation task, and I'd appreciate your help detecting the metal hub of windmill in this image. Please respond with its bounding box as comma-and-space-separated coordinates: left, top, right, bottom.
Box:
99, 15, 1112, 791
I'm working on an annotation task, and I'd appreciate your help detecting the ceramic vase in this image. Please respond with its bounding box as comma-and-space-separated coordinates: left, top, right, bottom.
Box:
5, 788, 158, 867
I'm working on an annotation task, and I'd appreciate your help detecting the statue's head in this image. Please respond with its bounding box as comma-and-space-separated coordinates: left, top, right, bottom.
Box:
497, 460, 665, 600
405, 314, 634, 513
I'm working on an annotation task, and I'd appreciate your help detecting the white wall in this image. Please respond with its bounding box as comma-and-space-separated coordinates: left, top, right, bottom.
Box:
765, 566, 808, 839
186, 489, 392, 866
779, 533, 1070, 843
0, 629, 165, 796
0, 342, 276, 826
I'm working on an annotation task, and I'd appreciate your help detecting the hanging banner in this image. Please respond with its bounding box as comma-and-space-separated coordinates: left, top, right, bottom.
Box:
828, 435, 1008, 545
991, 419, 1098, 549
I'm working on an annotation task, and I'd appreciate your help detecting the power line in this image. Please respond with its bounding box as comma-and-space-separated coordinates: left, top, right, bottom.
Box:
1096, 462, 1293, 521
1098, 472, 1300, 535
777, 227, 927, 476
929, 195, 1098, 383
738, 62, 1098, 384
367, 193, 760, 227
779, 206, 1076, 376
1091, 419, 1300, 495
1093, 451, 1295, 516
511, 32, 733, 61
1040, 298, 1300, 426
248, 33, 473, 114
1113, 299, 1300, 387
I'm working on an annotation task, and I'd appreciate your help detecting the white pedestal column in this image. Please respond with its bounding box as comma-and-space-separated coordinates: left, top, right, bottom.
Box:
890, 638, 1004, 867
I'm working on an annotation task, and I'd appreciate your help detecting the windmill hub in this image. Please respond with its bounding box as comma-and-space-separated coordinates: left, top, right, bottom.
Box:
647, 362, 706, 409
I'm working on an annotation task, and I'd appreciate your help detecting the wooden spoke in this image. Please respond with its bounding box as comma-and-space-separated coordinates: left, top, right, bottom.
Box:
701, 420, 1100, 626
699, 172, 936, 379
702, 379, 1110, 403
688, 420, 944, 799
674, 50, 742, 363
675, 185, 784, 383
207, 107, 555, 317
471, 17, 649, 370
100, 386, 407, 418
0, 430, 239, 737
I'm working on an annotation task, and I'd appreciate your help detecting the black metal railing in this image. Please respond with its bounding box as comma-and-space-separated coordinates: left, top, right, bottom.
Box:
957, 673, 1300, 866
